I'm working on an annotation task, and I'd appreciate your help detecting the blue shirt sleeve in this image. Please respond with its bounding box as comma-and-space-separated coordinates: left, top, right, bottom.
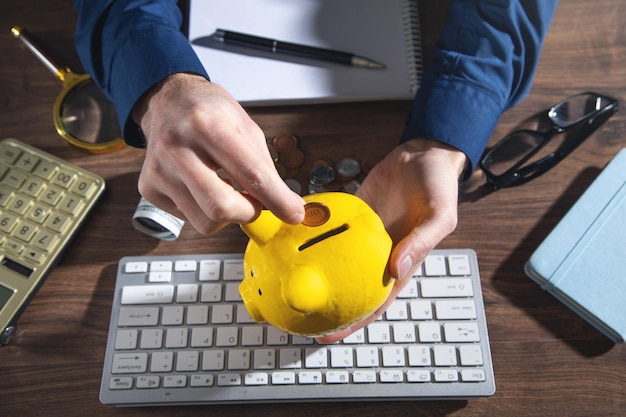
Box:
73, 0, 209, 147
401, 0, 558, 173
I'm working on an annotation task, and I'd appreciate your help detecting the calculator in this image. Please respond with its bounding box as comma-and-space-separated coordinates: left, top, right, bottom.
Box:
0, 138, 106, 345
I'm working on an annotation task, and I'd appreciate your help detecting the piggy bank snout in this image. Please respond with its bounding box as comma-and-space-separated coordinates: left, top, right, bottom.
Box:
282, 265, 329, 315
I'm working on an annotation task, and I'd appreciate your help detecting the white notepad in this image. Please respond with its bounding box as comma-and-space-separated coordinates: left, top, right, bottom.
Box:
186, 0, 422, 105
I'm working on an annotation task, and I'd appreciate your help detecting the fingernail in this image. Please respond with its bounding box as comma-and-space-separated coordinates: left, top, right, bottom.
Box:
397, 255, 414, 280
289, 210, 305, 224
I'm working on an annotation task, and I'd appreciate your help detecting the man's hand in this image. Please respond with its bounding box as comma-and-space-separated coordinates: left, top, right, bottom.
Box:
317, 138, 467, 343
133, 73, 305, 234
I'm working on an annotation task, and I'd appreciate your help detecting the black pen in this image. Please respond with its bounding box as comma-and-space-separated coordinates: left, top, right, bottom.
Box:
212, 29, 385, 69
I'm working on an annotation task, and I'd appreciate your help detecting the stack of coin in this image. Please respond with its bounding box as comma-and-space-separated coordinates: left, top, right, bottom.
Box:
270, 133, 305, 194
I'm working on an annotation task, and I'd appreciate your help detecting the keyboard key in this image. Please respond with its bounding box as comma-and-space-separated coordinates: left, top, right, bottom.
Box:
443, 322, 480, 342
424, 255, 446, 276
299, 371, 322, 384
162, 306, 184, 325
409, 300, 433, 320
448, 254, 471, 276
326, 371, 349, 384
118, 306, 159, 326
459, 345, 484, 366
433, 345, 457, 366
140, 329, 163, 349
121, 285, 174, 305
136, 375, 160, 389
190, 374, 214, 387
305, 347, 328, 368
190, 327, 212, 347
460, 369, 486, 382
380, 369, 404, 383
435, 300, 477, 319
245, 372, 269, 386
202, 350, 225, 371
385, 300, 408, 320
163, 375, 187, 388
114, 329, 138, 350
434, 369, 459, 382
407, 369, 431, 383
223, 259, 244, 280
218, 374, 242, 386
199, 259, 221, 281
112, 353, 148, 374
165, 328, 189, 348
241, 326, 263, 346
176, 351, 200, 372
353, 370, 377, 383
420, 278, 474, 298
174, 259, 197, 272
271, 371, 295, 385
418, 322, 442, 342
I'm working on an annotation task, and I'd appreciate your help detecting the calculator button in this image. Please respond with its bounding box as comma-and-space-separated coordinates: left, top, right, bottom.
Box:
0, 145, 21, 164
32, 229, 59, 253
28, 204, 50, 224
12, 221, 38, 243
33, 160, 58, 180
15, 153, 39, 172
44, 212, 72, 233
4, 169, 27, 189
52, 169, 76, 189
0, 212, 19, 233
23, 248, 45, 264
3, 238, 24, 254
41, 185, 64, 206
8, 195, 32, 216
58, 194, 85, 216
21, 177, 46, 198
71, 178, 99, 198
0, 186, 13, 207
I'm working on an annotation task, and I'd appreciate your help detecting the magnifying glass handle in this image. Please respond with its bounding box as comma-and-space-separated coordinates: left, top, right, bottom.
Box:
11, 26, 69, 83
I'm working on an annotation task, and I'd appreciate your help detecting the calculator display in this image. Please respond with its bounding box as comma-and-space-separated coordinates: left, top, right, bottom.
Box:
0, 284, 14, 311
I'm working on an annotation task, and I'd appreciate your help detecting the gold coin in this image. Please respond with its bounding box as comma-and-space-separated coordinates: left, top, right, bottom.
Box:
272, 133, 298, 152
279, 147, 305, 169
302, 202, 330, 227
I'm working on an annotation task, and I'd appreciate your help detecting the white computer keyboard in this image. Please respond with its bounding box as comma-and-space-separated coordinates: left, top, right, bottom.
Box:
100, 249, 495, 405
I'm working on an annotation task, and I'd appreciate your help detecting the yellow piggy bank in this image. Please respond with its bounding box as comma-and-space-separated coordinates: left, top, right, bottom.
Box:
239, 192, 393, 337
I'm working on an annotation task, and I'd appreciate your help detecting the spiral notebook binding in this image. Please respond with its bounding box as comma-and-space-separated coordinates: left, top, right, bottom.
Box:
401, 0, 423, 94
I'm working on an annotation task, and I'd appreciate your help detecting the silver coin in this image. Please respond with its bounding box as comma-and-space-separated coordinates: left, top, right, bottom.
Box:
309, 164, 335, 186
336, 158, 361, 179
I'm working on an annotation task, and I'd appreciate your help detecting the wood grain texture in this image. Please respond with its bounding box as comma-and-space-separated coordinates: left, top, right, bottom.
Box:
1, 1, 625, 416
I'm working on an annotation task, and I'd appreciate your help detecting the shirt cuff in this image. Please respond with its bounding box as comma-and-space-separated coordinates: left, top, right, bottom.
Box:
401, 71, 503, 173
109, 25, 209, 147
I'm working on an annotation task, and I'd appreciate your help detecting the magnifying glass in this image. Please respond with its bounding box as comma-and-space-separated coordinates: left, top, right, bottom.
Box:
11, 26, 125, 153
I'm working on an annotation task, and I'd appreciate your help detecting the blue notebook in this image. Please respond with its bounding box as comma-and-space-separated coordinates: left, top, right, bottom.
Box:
524, 148, 626, 344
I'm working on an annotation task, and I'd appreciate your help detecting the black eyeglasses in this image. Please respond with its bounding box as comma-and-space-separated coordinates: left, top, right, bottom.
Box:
479, 92, 619, 190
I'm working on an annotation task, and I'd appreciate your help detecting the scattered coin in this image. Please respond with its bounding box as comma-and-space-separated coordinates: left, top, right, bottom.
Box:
309, 164, 335, 186
336, 158, 361, 181
279, 147, 305, 169
272, 133, 298, 152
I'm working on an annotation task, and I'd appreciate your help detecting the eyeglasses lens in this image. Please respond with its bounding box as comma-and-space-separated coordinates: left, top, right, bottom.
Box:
481, 131, 543, 176
548, 93, 605, 127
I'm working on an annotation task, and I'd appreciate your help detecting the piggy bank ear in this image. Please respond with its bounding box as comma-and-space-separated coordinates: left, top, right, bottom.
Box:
282, 265, 329, 314
240, 210, 282, 245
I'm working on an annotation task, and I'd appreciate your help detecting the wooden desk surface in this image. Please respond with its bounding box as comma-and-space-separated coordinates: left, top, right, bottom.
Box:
1, 1, 625, 416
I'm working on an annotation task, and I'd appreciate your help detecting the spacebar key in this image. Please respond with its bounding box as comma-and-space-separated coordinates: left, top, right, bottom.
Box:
121, 284, 175, 304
